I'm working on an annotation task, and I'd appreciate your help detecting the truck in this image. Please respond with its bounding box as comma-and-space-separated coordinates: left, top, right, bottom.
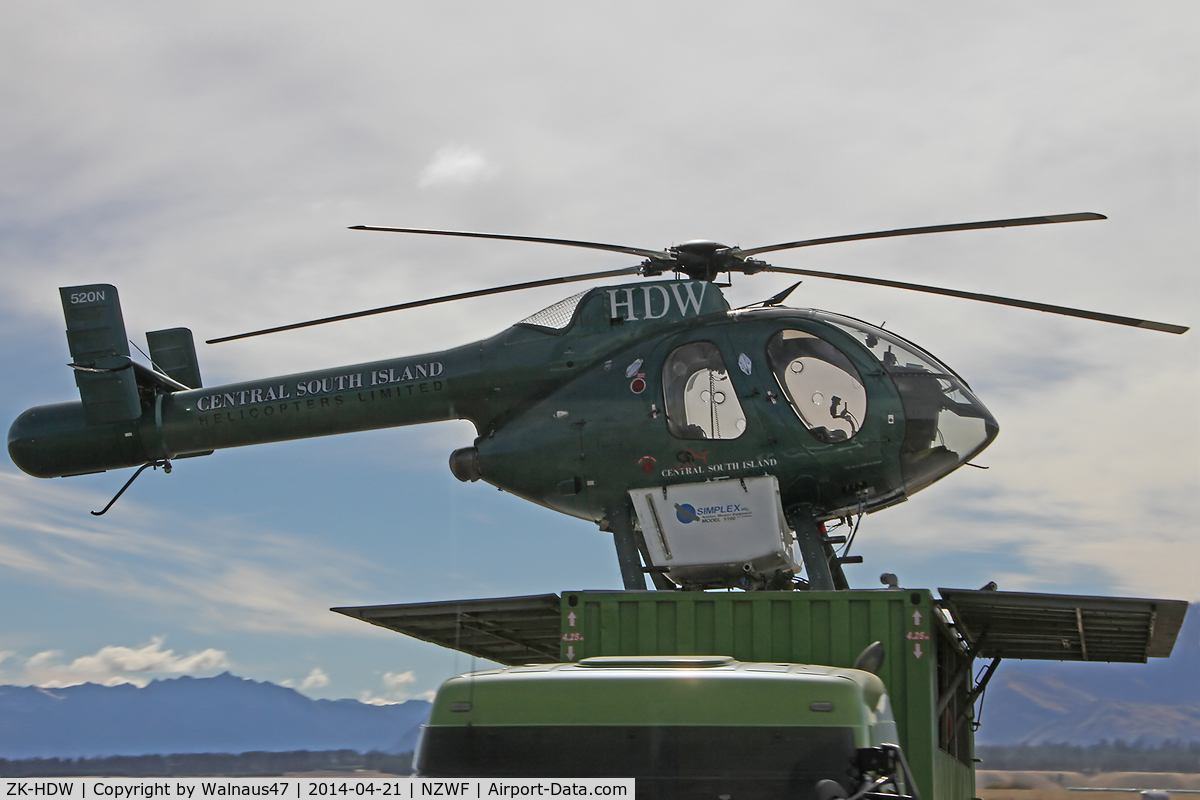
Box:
414, 654, 916, 799
336, 587, 1187, 799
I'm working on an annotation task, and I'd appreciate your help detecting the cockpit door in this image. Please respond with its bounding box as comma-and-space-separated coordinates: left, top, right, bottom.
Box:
747, 323, 890, 517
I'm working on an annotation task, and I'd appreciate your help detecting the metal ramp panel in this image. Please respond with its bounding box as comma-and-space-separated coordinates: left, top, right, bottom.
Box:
937, 588, 1187, 663
332, 593, 563, 665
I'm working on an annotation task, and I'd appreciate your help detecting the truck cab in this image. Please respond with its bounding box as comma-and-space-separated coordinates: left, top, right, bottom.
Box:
415, 655, 918, 799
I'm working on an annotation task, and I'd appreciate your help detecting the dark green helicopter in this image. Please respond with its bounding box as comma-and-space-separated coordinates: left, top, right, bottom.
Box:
6, 213, 1187, 592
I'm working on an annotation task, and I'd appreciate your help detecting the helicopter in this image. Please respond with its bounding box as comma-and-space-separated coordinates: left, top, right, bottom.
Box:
6, 213, 1188, 593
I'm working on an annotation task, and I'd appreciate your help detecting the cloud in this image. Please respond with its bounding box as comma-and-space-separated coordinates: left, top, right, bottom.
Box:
0, 471, 394, 635
418, 145, 496, 188
22, 638, 229, 688
382, 670, 416, 692
300, 667, 330, 690
359, 669, 433, 705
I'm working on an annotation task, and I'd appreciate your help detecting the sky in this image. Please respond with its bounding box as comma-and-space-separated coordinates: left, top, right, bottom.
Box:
0, 1, 1196, 709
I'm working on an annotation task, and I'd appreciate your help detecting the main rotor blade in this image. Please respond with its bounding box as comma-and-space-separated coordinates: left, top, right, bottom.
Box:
206, 265, 643, 344
350, 225, 667, 262
739, 213, 1106, 257
758, 264, 1188, 334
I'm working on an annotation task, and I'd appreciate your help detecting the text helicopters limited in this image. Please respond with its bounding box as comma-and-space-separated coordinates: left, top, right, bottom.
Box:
7, 213, 1188, 592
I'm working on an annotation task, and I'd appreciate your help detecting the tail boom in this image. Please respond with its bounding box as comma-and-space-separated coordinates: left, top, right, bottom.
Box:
9, 345, 485, 478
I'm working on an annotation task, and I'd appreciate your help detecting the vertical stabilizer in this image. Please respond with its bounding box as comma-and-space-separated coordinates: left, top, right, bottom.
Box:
60, 284, 142, 425
147, 328, 202, 389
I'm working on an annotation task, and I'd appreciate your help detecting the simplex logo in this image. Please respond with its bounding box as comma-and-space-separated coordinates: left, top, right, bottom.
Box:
674, 502, 752, 525
675, 503, 700, 524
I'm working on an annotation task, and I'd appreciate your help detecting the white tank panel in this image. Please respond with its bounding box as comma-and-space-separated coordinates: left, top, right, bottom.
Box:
629, 475, 799, 572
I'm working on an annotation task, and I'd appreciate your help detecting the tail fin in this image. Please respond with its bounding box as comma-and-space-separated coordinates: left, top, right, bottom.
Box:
60, 284, 141, 425
147, 328, 202, 389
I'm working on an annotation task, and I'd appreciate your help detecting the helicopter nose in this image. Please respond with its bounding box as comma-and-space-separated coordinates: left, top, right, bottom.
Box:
810, 310, 1000, 499
893, 375, 998, 497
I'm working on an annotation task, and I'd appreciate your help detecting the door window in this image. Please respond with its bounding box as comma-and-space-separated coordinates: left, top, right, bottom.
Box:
766, 330, 866, 444
662, 341, 747, 440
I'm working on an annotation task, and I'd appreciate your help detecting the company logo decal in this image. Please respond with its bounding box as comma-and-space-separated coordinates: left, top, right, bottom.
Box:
195, 362, 444, 412
192, 361, 446, 426
674, 502, 752, 525
608, 282, 709, 322
660, 456, 778, 478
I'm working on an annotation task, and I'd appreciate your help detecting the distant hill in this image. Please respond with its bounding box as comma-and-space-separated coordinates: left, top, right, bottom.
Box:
977, 602, 1200, 745
0, 673, 429, 759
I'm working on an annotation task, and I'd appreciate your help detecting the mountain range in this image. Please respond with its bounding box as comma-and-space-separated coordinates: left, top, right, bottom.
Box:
0, 673, 429, 760
1, 603, 1195, 758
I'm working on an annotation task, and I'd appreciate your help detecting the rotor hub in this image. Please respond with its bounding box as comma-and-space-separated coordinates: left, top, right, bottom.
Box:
673, 239, 729, 256
654, 240, 743, 282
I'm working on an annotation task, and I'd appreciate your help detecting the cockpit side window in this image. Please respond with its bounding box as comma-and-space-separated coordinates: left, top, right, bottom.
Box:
766, 330, 866, 444
662, 341, 747, 440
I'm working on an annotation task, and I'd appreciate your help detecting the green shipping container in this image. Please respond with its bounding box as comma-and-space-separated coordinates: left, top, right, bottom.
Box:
337, 587, 1187, 800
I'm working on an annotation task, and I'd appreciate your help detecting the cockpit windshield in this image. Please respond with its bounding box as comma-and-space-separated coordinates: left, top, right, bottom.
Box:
818, 312, 999, 495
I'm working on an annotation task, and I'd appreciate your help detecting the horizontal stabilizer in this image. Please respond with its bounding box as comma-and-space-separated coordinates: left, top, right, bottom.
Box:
60, 284, 141, 426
